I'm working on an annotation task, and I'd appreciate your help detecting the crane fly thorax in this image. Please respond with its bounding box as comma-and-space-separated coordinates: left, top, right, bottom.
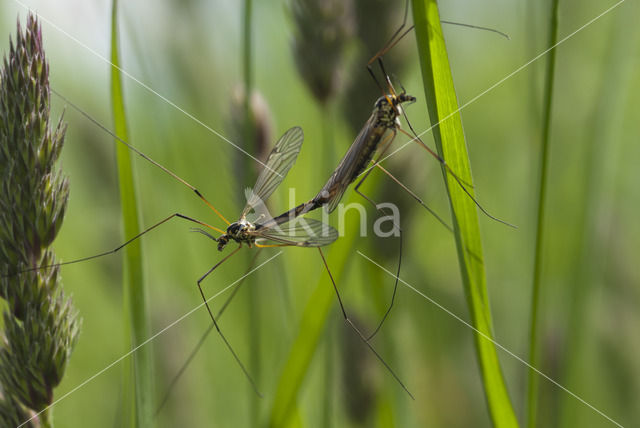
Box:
373, 93, 416, 129
217, 218, 256, 251
227, 218, 256, 240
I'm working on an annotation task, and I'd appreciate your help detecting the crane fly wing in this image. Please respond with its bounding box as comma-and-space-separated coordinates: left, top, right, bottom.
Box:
313, 115, 379, 213
254, 218, 338, 247
242, 126, 304, 217
316, 182, 348, 214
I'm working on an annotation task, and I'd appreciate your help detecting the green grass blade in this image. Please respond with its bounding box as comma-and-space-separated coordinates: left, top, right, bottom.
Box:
268, 233, 357, 427
110, 1, 154, 426
527, 1, 560, 427
410, 1, 519, 426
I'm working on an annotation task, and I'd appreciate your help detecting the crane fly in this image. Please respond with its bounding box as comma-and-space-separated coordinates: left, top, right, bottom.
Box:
10, 109, 336, 395
156, 13, 513, 408
1, 3, 512, 421
22, 94, 414, 401
268, 17, 513, 342
38, 9, 507, 409
159, 18, 514, 399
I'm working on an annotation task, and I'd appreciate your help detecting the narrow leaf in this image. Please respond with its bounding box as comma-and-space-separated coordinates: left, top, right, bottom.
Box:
527, 1, 560, 427
410, 1, 519, 426
110, 0, 154, 426
268, 229, 357, 427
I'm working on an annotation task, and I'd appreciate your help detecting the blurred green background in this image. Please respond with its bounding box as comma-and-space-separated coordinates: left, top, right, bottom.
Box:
1, 0, 638, 426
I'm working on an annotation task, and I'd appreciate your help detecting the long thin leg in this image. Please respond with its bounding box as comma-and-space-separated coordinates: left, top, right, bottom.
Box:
367, 0, 508, 70
255, 243, 290, 248
354, 183, 402, 341
396, 127, 516, 228
440, 20, 509, 39
156, 249, 263, 415
369, 19, 508, 70
360, 7, 516, 228
372, 162, 453, 232
4, 213, 225, 278
52, 89, 231, 225
352, 131, 403, 340
317, 248, 413, 399
353, 128, 482, 337
364, 10, 514, 215
357, 128, 453, 231
195, 245, 262, 397
361, 125, 488, 270
397, 120, 473, 188
366, 0, 413, 93
364, 160, 483, 264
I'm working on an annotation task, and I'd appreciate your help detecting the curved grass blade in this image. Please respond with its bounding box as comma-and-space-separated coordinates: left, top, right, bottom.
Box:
268, 232, 356, 428
111, 0, 154, 425
410, 1, 519, 426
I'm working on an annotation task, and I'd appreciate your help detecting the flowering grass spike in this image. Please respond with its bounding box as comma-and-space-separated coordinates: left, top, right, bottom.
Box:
0, 13, 80, 427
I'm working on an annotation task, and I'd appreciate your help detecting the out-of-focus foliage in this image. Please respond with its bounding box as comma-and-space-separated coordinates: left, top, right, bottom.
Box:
0, 0, 637, 427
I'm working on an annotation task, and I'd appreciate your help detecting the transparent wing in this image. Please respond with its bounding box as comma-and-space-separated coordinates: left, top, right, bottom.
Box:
253, 218, 338, 247
316, 181, 348, 214
313, 115, 380, 213
242, 126, 304, 217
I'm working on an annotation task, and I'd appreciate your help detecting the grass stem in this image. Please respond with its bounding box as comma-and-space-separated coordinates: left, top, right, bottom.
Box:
526, 1, 559, 427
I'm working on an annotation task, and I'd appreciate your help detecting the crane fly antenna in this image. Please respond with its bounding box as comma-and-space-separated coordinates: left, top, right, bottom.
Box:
51, 89, 231, 225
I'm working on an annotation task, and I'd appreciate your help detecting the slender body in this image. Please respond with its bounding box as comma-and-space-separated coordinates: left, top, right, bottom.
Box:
314, 92, 415, 212
214, 126, 337, 252
267, 92, 415, 227
30, 100, 413, 399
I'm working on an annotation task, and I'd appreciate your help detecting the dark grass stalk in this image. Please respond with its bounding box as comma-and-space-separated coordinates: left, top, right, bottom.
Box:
240, 1, 262, 424
526, 1, 559, 427
267, 1, 355, 425
110, 1, 154, 426
322, 306, 336, 428
320, 104, 337, 187
410, 1, 519, 426
341, 0, 408, 134
524, 2, 543, 127
0, 13, 80, 427
338, 3, 412, 419
228, 6, 280, 423
319, 103, 336, 428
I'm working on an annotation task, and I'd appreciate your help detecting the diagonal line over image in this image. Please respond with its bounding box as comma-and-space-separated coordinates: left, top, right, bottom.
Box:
10, 0, 283, 177
360, 0, 626, 177
357, 250, 624, 428
18, 251, 283, 428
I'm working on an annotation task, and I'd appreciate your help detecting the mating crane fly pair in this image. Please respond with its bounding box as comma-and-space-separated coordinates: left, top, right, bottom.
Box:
206, 126, 337, 252
46, 77, 425, 400
16, 11, 513, 402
